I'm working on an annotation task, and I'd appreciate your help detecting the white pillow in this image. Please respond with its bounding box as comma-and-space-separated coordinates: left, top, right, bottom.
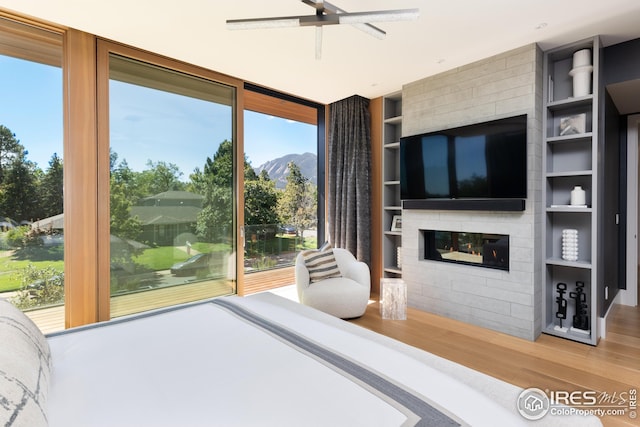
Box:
301, 244, 342, 283
0, 299, 51, 427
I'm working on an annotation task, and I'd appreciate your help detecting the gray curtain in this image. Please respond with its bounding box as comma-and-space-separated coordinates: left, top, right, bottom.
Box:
328, 95, 371, 266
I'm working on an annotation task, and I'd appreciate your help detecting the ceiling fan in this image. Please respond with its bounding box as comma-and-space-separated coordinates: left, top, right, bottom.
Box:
226, 1, 419, 59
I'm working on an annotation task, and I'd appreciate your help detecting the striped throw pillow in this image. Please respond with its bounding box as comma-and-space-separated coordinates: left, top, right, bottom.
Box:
302, 244, 342, 283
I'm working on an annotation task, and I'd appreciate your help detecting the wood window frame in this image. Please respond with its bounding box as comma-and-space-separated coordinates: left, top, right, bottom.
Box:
93, 40, 244, 322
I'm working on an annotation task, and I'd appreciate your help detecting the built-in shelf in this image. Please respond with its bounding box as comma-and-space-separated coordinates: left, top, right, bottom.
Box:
546, 95, 593, 110
546, 206, 593, 213
384, 266, 402, 275
547, 132, 593, 144
382, 91, 403, 278
384, 116, 402, 126
545, 257, 592, 269
543, 322, 592, 341
546, 170, 592, 178
542, 36, 600, 345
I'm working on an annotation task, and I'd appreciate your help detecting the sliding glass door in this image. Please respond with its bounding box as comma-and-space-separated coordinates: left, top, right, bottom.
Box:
241, 85, 325, 293
107, 54, 237, 317
0, 17, 64, 332
243, 110, 318, 272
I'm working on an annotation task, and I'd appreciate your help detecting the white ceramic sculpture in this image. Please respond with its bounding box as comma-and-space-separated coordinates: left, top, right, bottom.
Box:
562, 229, 579, 262
570, 49, 593, 97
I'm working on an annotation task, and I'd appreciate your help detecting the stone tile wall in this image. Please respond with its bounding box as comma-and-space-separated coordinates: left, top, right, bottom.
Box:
401, 44, 543, 340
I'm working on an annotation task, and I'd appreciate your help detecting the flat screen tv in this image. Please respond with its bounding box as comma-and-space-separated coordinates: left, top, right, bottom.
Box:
400, 115, 527, 207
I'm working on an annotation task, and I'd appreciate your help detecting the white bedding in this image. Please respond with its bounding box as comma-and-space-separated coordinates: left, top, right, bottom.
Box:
44, 293, 600, 426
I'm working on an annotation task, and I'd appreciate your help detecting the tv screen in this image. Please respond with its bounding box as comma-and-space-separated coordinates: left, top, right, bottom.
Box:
400, 115, 527, 200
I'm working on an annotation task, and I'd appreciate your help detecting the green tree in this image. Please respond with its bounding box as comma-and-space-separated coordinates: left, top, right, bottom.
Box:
277, 161, 316, 235
109, 158, 143, 242
187, 167, 206, 195
1, 154, 40, 222
206, 141, 234, 187
0, 125, 24, 183
196, 140, 235, 241
195, 140, 272, 241
244, 174, 279, 226
201, 140, 256, 187
258, 169, 270, 181
109, 177, 143, 242
110, 158, 153, 208
40, 153, 64, 218
196, 185, 233, 242
138, 160, 186, 195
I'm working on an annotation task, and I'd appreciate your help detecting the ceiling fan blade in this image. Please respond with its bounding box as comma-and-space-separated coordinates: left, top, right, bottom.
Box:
337, 9, 420, 24
351, 23, 386, 40
226, 15, 303, 30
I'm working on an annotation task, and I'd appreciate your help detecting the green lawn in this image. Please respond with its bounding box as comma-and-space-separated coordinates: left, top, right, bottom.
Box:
132, 246, 189, 271
0, 247, 64, 292
131, 242, 232, 272
0, 237, 309, 293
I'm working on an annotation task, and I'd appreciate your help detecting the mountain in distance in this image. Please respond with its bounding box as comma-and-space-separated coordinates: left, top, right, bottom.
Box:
254, 152, 317, 189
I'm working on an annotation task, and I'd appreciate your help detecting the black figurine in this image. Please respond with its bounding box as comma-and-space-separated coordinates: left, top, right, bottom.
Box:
570, 281, 589, 331
555, 282, 567, 328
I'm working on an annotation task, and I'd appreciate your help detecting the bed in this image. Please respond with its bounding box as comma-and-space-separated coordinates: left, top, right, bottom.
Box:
1, 293, 601, 426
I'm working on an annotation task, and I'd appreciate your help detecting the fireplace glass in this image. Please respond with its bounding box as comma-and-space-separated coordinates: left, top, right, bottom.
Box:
423, 230, 509, 271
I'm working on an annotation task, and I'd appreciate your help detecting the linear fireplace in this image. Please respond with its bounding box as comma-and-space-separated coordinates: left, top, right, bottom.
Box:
422, 230, 509, 271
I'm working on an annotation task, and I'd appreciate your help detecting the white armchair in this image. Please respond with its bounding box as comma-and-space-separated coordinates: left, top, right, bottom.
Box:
295, 247, 371, 318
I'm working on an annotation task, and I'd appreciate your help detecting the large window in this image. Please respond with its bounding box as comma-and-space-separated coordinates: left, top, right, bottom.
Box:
107, 54, 237, 317
0, 18, 64, 332
243, 110, 318, 273
0, 14, 323, 328
241, 85, 325, 294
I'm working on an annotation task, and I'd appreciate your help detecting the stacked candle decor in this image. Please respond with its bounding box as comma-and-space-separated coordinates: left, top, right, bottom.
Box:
562, 229, 578, 261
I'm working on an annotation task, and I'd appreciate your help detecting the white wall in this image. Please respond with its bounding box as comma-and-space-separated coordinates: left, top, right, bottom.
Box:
401, 44, 544, 340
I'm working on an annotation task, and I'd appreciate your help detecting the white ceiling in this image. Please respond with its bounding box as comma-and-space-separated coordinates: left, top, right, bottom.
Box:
2, 0, 640, 104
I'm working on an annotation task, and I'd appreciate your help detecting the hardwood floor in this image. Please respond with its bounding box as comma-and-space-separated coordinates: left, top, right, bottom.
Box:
350, 301, 640, 427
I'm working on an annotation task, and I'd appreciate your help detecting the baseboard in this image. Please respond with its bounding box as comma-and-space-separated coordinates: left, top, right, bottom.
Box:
598, 292, 623, 340
619, 288, 638, 307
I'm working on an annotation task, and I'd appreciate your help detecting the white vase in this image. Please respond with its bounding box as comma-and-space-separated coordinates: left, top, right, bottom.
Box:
570, 186, 586, 206
569, 65, 593, 97
570, 49, 593, 97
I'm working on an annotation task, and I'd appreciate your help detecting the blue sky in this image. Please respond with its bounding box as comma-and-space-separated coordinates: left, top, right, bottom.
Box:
0, 56, 63, 169
0, 55, 316, 177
